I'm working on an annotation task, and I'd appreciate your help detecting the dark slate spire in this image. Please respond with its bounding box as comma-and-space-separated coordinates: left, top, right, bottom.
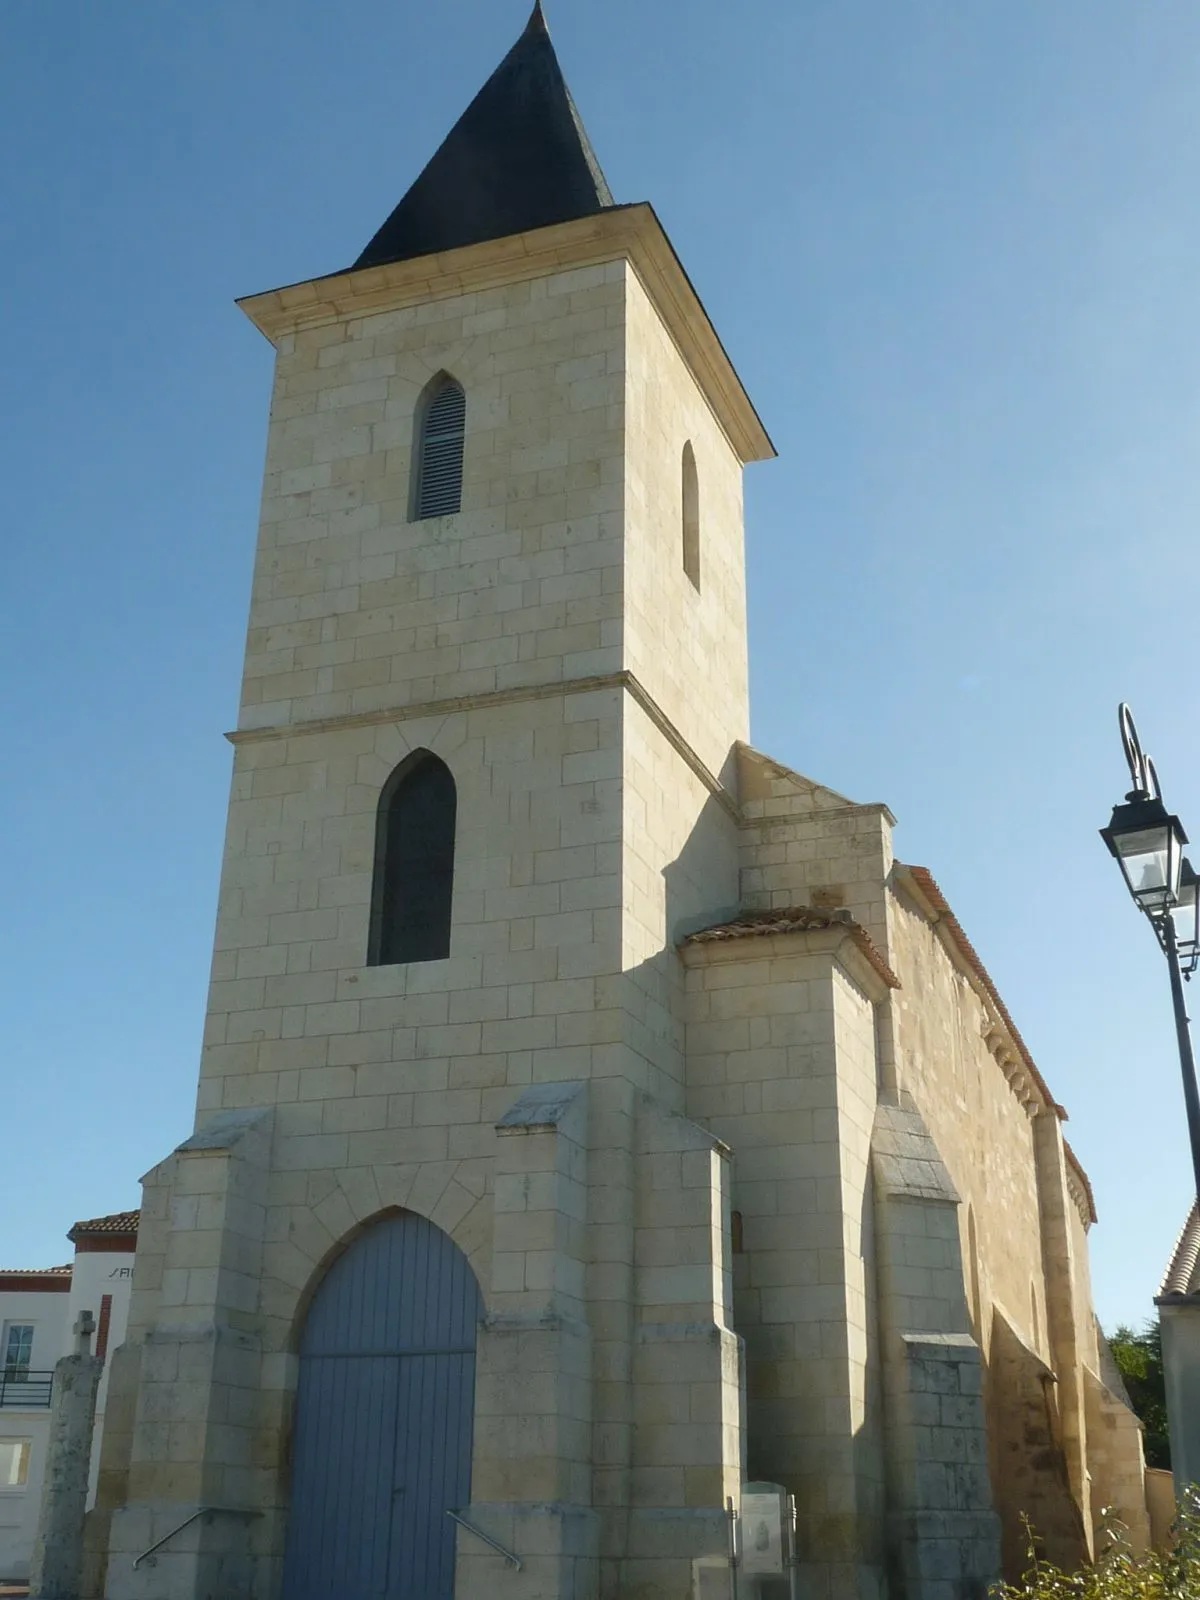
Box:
354, 4, 614, 271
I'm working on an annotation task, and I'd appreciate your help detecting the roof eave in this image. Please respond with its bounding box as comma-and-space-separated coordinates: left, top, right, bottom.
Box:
238, 203, 774, 467
893, 862, 1098, 1226
681, 913, 900, 1000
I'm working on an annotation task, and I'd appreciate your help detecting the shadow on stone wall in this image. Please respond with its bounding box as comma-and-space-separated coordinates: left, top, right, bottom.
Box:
987, 1307, 1088, 1579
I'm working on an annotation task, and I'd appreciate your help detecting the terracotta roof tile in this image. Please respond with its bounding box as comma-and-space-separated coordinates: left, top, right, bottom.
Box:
1160, 1202, 1200, 1299
0, 1264, 73, 1292
67, 1210, 140, 1242
684, 907, 901, 991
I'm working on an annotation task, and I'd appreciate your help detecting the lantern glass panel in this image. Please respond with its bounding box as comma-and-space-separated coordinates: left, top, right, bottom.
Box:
1174, 872, 1200, 950
1114, 825, 1178, 913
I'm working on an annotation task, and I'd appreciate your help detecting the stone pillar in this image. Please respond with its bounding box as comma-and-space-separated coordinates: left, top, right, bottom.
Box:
104, 1107, 272, 1600
84, 1150, 177, 1600
1031, 1110, 1092, 1551
988, 1311, 1088, 1574
31, 1311, 104, 1600
625, 1094, 741, 1598
462, 1081, 598, 1600
872, 1099, 1000, 1599
1083, 1367, 1150, 1552
682, 927, 895, 1600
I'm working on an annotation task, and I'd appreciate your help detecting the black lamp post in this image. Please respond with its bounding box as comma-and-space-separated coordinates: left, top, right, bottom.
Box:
1101, 704, 1200, 1206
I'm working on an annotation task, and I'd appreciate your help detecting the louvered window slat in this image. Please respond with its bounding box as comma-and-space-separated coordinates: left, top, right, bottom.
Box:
416, 380, 465, 519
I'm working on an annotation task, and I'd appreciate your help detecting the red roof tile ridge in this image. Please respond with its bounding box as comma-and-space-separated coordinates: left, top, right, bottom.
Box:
685, 906, 901, 990
67, 1209, 141, 1241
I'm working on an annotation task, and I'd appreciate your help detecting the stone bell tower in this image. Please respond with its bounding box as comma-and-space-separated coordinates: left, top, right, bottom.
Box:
90, 8, 774, 1599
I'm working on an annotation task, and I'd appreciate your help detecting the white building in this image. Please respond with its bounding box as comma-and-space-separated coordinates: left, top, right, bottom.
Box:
0, 1212, 138, 1584
1159, 1201, 1200, 1497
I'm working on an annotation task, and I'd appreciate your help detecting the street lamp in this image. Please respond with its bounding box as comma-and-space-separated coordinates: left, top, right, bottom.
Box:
1101, 704, 1200, 1205
1101, 794, 1187, 917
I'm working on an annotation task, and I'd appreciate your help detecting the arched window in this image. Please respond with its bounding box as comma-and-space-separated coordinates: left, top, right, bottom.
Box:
368, 751, 457, 965
413, 375, 466, 520
681, 440, 700, 590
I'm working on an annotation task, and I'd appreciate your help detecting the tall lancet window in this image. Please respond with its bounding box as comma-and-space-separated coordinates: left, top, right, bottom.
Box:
368, 751, 457, 966
682, 440, 700, 591
413, 375, 466, 520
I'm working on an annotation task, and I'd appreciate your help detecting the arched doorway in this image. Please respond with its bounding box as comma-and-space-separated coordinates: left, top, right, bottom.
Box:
282, 1211, 483, 1600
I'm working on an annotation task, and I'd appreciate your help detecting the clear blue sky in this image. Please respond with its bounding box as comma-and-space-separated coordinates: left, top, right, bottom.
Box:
3, 1, 1198, 1331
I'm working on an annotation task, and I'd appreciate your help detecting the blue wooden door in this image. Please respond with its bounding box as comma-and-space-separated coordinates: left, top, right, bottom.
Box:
282, 1212, 483, 1600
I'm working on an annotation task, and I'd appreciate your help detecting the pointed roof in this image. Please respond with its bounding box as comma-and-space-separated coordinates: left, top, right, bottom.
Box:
355, 4, 614, 271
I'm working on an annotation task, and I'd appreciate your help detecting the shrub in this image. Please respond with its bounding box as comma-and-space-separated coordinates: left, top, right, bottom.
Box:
991, 1491, 1200, 1599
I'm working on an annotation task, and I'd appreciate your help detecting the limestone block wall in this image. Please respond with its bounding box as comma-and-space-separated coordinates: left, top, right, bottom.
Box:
736, 748, 893, 954
241, 260, 628, 734
1084, 1367, 1150, 1553
99, 1109, 273, 1600
199, 689, 629, 1129
871, 1099, 1000, 1597
623, 269, 750, 784
620, 699, 740, 1108
884, 888, 1047, 1365
1029, 1112, 1096, 1554
462, 1081, 597, 1600
734, 747, 1142, 1573
87, 1160, 176, 1588
623, 1096, 741, 1598
682, 929, 890, 1598
1068, 1206, 1101, 1378
989, 1309, 1088, 1577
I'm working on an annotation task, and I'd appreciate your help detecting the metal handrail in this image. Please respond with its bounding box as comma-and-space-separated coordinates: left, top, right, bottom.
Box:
133, 1506, 260, 1568
447, 1509, 522, 1571
0, 1370, 53, 1409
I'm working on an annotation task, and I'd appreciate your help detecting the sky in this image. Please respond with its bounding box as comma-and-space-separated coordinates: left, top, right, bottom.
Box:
2, 1, 1199, 1331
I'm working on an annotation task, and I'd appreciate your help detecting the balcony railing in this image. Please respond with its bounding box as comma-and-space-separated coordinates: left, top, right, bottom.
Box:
0, 1371, 53, 1409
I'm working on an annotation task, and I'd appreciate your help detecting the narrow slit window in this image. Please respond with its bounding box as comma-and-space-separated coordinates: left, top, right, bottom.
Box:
682, 441, 700, 590
368, 751, 457, 966
414, 377, 466, 520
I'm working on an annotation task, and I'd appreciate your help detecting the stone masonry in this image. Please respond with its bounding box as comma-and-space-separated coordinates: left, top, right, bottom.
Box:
83, 14, 1148, 1600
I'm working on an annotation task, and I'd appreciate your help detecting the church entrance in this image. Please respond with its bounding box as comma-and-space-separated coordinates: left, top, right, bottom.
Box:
282, 1211, 483, 1600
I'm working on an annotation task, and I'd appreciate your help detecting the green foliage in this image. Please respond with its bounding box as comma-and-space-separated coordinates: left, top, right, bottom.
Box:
1110, 1320, 1171, 1471
992, 1493, 1200, 1598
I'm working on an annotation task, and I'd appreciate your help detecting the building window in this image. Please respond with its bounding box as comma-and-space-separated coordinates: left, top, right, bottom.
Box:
413, 375, 466, 520
0, 1439, 30, 1489
681, 440, 700, 590
368, 751, 457, 966
2, 1326, 32, 1380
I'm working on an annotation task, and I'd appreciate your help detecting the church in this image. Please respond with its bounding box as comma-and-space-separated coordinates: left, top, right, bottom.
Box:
84, 9, 1149, 1598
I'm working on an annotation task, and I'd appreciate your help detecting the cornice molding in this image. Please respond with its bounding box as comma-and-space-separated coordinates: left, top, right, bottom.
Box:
228, 668, 741, 822
237, 203, 774, 466
680, 919, 899, 1004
